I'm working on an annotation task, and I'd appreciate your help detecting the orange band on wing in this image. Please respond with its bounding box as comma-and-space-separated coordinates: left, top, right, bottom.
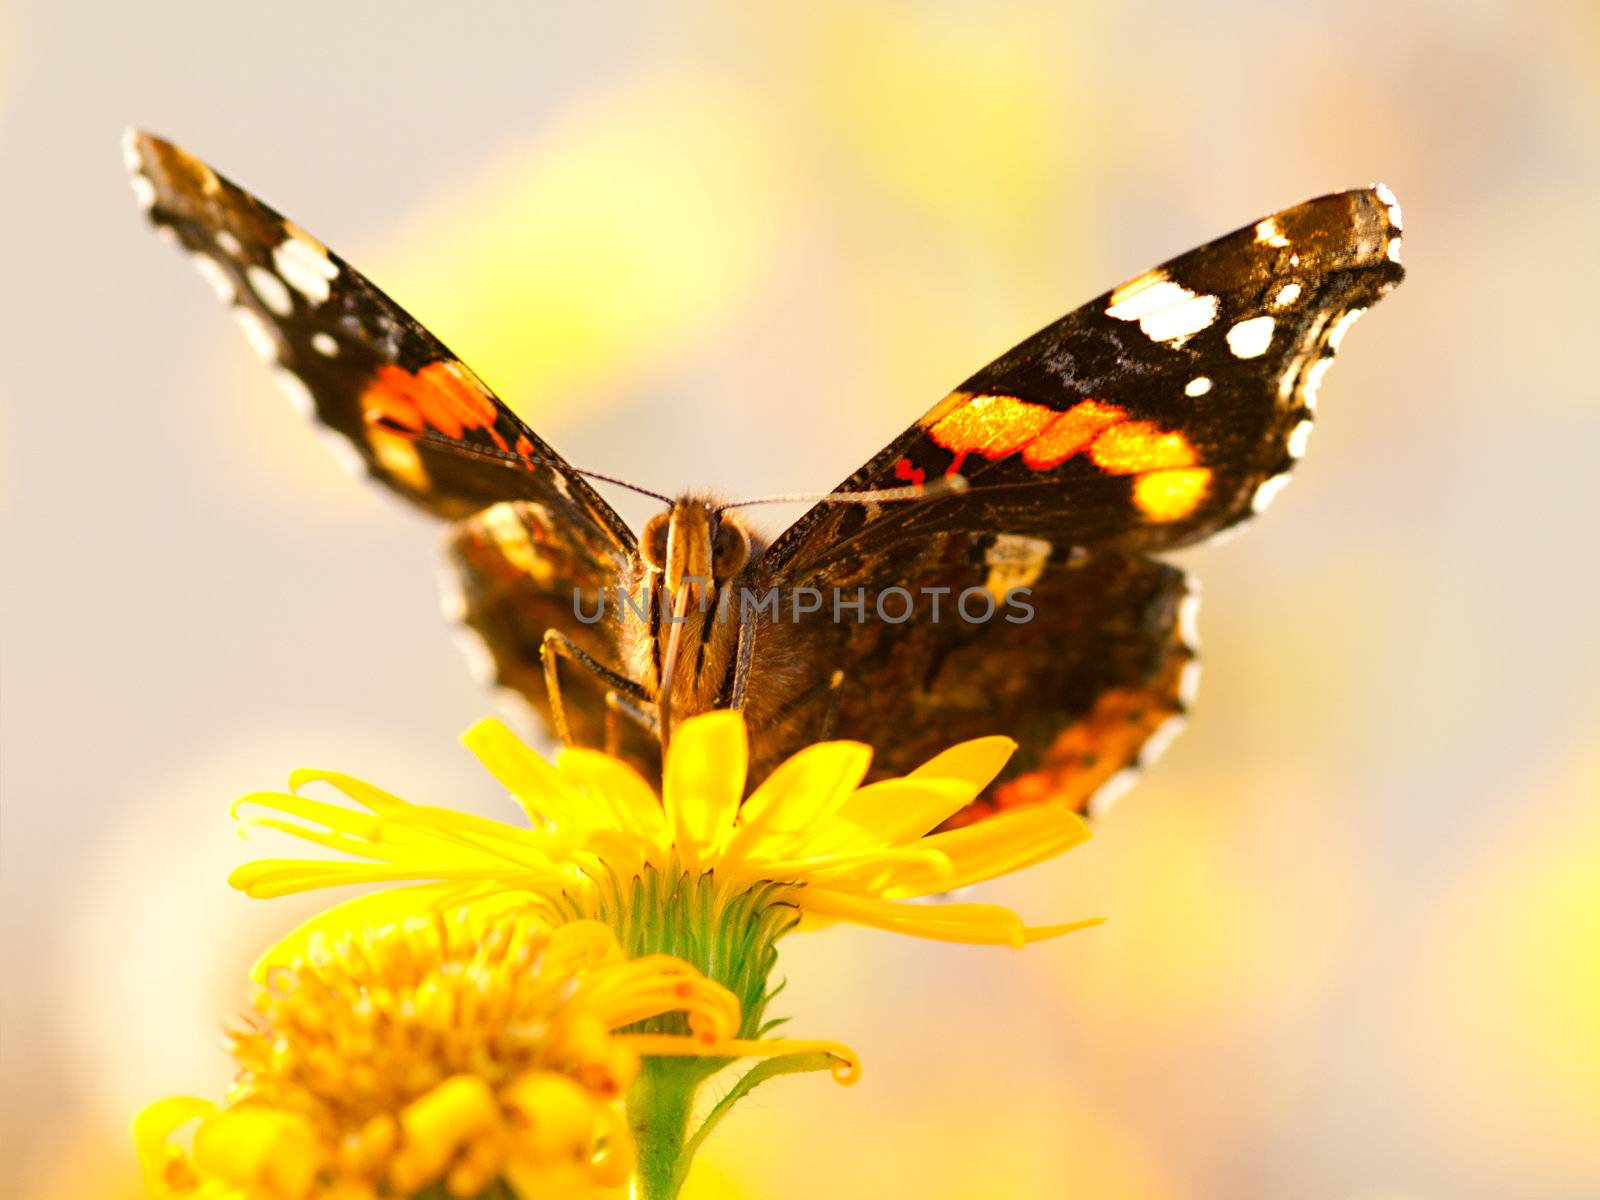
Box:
927, 394, 1057, 462
921, 392, 1212, 521
362, 361, 507, 450
1089, 421, 1198, 473
1022, 399, 1126, 468
1133, 468, 1212, 521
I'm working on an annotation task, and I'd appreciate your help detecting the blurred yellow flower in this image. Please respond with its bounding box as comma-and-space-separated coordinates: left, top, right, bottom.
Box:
134, 915, 746, 1200
232, 710, 1096, 950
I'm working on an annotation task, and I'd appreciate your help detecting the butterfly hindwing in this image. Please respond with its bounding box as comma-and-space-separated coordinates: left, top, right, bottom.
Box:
765, 186, 1404, 578
447, 500, 652, 773
125, 130, 634, 553
740, 534, 1195, 822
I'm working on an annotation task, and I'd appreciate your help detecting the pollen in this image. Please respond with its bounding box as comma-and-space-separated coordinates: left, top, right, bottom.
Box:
138, 915, 750, 1199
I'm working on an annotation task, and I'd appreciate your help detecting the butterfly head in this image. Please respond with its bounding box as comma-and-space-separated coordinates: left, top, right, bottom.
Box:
640, 496, 752, 609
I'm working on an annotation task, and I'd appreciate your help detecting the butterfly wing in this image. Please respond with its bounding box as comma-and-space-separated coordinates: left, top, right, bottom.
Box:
741, 534, 1194, 822
764, 186, 1404, 576
745, 187, 1404, 816
447, 501, 657, 774
125, 130, 635, 549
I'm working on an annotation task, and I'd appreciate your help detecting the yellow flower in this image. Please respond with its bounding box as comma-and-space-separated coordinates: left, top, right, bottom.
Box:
232, 710, 1097, 951
134, 914, 758, 1200
224, 714, 1095, 1198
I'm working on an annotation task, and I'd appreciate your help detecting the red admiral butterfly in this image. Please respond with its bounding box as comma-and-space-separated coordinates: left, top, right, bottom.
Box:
127, 131, 1403, 826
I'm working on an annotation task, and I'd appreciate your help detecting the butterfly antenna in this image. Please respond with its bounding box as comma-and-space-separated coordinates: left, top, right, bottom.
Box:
717, 473, 968, 512
401, 426, 674, 504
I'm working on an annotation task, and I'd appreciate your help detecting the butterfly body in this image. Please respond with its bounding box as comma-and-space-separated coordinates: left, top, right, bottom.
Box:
129, 131, 1404, 826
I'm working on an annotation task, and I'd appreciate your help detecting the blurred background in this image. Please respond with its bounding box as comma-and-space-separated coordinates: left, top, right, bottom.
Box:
2, 1, 1597, 1197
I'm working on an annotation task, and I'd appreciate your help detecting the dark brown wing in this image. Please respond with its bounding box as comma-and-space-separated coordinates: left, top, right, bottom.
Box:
742, 533, 1195, 822
446, 501, 654, 772
763, 186, 1404, 576
126, 130, 634, 550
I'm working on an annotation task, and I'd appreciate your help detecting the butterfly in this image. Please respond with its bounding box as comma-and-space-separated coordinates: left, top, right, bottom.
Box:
127, 130, 1403, 827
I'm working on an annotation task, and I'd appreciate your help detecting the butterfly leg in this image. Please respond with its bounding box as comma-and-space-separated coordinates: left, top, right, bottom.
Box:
541, 629, 649, 748
723, 603, 758, 712
603, 690, 659, 756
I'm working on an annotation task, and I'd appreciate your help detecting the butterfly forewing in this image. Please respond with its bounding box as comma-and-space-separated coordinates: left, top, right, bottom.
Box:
765, 187, 1403, 578
125, 130, 634, 554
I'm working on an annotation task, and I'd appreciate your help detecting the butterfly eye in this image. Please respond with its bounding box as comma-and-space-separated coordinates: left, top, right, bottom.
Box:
641, 512, 671, 571
712, 519, 751, 579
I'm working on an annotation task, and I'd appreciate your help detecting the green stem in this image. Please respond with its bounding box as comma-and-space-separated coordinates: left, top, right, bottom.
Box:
629, 1056, 711, 1200
569, 866, 806, 1194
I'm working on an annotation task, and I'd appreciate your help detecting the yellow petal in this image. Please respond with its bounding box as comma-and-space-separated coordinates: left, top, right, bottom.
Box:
800, 888, 1079, 947
192, 1104, 321, 1194
724, 740, 872, 864
909, 735, 1017, 792
899, 806, 1091, 897
792, 843, 955, 894
662, 711, 747, 865
557, 747, 668, 839
285, 767, 414, 814
824, 777, 977, 851
461, 718, 594, 829
246, 882, 511, 981
133, 1096, 216, 1188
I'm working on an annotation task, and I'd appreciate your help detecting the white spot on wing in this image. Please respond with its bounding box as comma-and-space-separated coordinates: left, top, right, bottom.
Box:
1142, 294, 1218, 342
232, 307, 278, 362
452, 627, 499, 687
1301, 357, 1333, 412
1226, 315, 1276, 359
1088, 767, 1141, 818
1106, 274, 1219, 343
121, 128, 143, 173
1251, 472, 1292, 514
215, 230, 242, 258
129, 173, 156, 210
1327, 308, 1365, 351
1140, 715, 1187, 767
1387, 237, 1403, 264
1373, 182, 1403, 230
273, 234, 338, 304
246, 265, 293, 317
436, 563, 468, 623
984, 533, 1052, 601
313, 426, 367, 480
1177, 587, 1201, 648
1286, 418, 1314, 459
188, 253, 235, 303
311, 332, 339, 357
272, 368, 315, 418
1177, 659, 1202, 708
1273, 282, 1302, 307
1255, 217, 1290, 247
1184, 376, 1212, 398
